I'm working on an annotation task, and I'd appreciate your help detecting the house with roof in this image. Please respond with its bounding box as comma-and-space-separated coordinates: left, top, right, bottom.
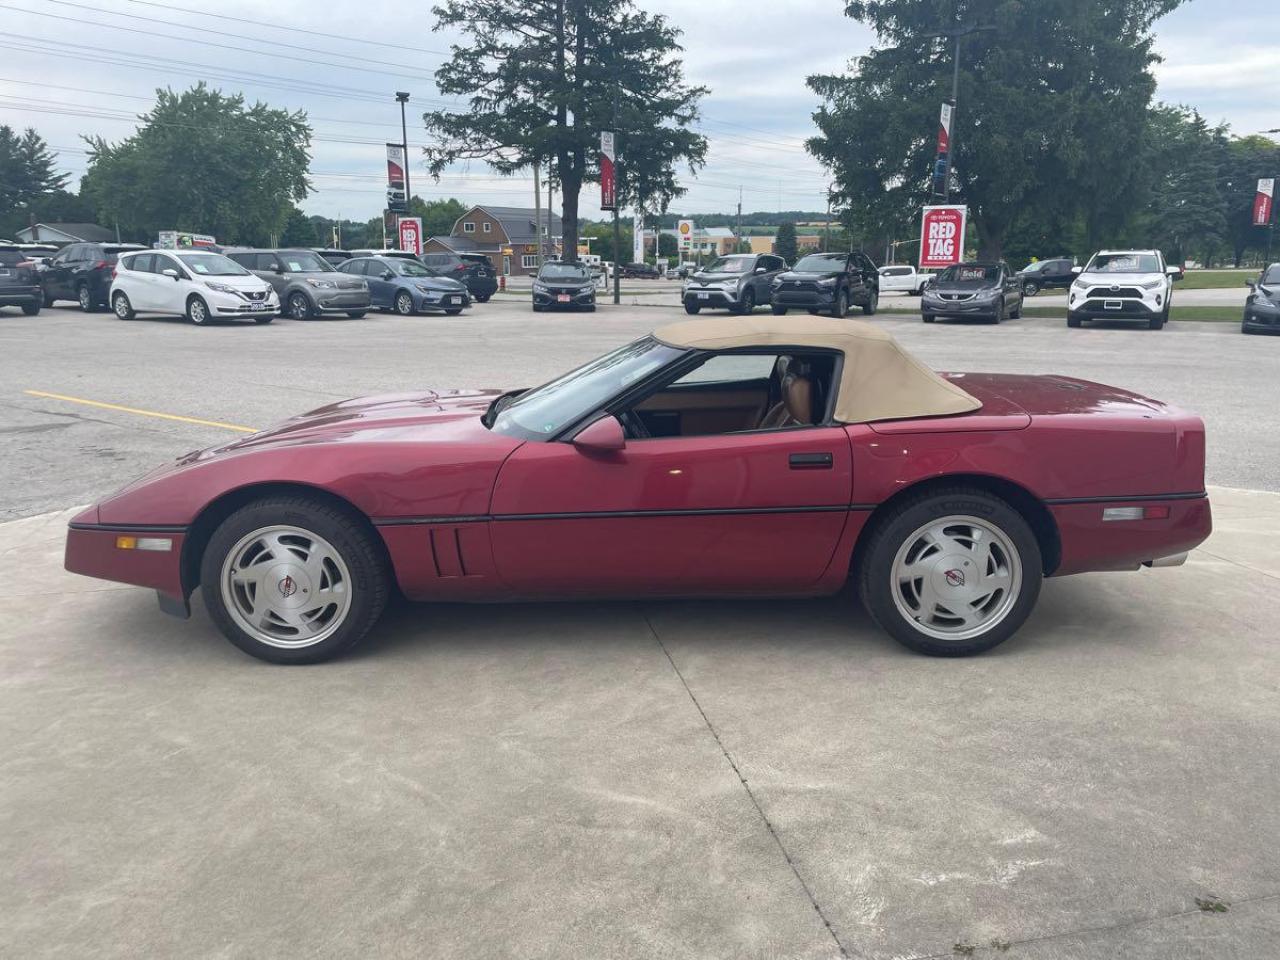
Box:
423, 205, 563, 276
659, 225, 739, 258
15, 222, 118, 245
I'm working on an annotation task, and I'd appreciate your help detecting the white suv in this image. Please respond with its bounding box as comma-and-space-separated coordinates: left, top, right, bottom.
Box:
1067, 249, 1180, 330
110, 250, 279, 325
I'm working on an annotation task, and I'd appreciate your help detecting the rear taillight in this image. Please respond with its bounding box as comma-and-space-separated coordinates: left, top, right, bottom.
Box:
93, 260, 110, 270
111, 266, 117, 279
454, 264, 467, 271
16, 260, 33, 268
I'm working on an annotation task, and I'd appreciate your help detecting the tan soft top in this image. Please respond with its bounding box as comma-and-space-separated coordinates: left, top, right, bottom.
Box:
652, 315, 981, 424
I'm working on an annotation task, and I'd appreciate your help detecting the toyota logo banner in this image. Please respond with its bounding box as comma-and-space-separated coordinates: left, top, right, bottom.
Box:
600, 132, 616, 211
386, 143, 408, 213
1253, 178, 1275, 227
919, 205, 967, 269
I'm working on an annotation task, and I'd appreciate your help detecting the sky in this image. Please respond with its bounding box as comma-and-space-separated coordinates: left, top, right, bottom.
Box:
0, 0, 1274, 225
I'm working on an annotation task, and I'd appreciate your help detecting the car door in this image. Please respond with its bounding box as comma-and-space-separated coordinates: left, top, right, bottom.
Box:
488, 353, 854, 596
122, 253, 158, 310
44, 246, 74, 298
757, 256, 784, 300
362, 260, 394, 307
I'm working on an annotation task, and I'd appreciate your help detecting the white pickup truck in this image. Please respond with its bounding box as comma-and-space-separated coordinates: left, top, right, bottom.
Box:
878, 264, 928, 295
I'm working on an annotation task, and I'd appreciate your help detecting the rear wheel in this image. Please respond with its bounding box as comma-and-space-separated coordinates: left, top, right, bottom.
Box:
77, 284, 97, 312
200, 496, 389, 664
112, 291, 135, 320
858, 488, 1043, 657
186, 295, 210, 325
1023, 280, 1040, 297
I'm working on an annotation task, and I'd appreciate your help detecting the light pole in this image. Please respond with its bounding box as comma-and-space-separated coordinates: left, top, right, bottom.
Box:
395, 92, 411, 249
885, 238, 920, 264
925, 22, 995, 203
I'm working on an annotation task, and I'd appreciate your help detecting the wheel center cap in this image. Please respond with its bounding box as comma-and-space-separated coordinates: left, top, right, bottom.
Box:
932, 555, 977, 598
266, 562, 312, 609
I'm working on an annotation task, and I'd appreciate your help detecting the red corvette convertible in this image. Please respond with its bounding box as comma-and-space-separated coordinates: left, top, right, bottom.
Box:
65, 317, 1211, 663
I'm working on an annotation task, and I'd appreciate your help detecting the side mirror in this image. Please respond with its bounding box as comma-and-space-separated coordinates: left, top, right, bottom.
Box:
1166, 266, 1183, 280
1070, 265, 1082, 275
162, 268, 179, 280
381, 270, 394, 280
272, 263, 284, 274
571, 415, 626, 453
1246, 279, 1256, 291
755, 265, 767, 273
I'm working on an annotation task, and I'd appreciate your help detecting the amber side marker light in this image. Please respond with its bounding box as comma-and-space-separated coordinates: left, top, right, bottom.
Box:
115, 536, 173, 551
1102, 506, 1171, 522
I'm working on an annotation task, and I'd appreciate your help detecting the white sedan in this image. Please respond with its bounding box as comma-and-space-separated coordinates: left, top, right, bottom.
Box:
110, 250, 279, 325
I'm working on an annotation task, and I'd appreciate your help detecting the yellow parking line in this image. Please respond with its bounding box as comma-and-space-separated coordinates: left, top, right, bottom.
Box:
24, 390, 258, 433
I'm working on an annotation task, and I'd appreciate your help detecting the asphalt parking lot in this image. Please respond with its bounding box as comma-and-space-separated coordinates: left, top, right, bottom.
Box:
3, 301, 1279, 958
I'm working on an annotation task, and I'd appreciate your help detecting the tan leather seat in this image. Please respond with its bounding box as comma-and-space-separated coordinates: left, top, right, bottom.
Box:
759, 358, 815, 429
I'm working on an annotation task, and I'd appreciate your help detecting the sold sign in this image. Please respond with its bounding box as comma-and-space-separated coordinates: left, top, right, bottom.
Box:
919, 205, 967, 269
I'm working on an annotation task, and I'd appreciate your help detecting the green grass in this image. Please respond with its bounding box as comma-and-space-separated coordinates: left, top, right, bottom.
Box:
877, 304, 1242, 323
1177, 270, 1258, 291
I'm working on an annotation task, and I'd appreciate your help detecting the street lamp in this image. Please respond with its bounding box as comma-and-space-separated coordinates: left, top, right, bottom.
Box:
395, 92, 411, 242
925, 22, 996, 203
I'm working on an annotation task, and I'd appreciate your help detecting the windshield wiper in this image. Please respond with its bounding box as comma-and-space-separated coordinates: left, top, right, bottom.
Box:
482, 388, 527, 428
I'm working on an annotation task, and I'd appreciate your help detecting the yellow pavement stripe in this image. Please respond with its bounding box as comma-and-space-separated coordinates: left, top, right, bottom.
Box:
24, 390, 258, 433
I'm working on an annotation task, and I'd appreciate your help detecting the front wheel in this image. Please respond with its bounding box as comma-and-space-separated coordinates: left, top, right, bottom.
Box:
684, 302, 700, 315
22, 301, 40, 316
200, 496, 390, 664
1023, 281, 1040, 297
831, 290, 848, 318
475, 294, 491, 303
445, 308, 463, 315
771, 305, 787, 315
394, 292, 415, 315
735, 289, 756, 315
922, 314, 936, 323
112, 291, 135, 320
861, 289, 878, 316
186, 296, 210, 325
346, 311, 366, 319
858, 488, 1043, 657
1067, 311, 1082, 328
254, 315, 274, 324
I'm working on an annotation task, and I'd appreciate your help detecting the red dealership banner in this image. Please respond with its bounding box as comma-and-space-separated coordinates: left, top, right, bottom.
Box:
398, 217, 422, 255
1253, 178, 1275, 227
937, 102, 953, 155
386, 143, 407, 212
600, 131, 616, 211
919, 205, 967, 269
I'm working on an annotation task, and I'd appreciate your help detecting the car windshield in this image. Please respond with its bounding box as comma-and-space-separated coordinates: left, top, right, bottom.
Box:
280, 252, 332, 273
176, 252, 248, 276
539, 263, 590, 280
1261, 265, 1280, 285
492, 337, 686, 440
703, 256, 753, 274
393, 260, 434, 277
1087, 253, 1160, 274
938, 264, 998, 283
793, 254, 844, 272
0, 249, 25, 266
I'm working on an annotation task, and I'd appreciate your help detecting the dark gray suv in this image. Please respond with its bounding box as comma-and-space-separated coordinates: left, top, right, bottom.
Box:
225, 248, 370, 319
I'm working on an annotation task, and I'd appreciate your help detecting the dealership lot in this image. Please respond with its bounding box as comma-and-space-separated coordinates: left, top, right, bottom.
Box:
4, 302, 1280, 958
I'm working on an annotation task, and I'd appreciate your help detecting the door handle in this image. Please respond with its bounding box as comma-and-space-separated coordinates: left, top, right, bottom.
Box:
789, 452, 833, 469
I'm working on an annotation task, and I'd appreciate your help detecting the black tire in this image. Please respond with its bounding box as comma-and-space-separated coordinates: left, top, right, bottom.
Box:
532, 303, 544, 313
922, 314, 936, 323
771, 305, 787, 315
475, 294, 491, 303
200, 495, 389, 665
831, 290, 848, 318
1010, 300, 1022, 319
736, 288, 756, 315
862, 288, 878, 316
111, 291, 134, 320
42, 288, 55, 307
991, 300, 1005, 324
254, 315, 274, 324
287, 292, 314, 320
684, 302, 701, 315
186, 295, 210, 325
445, 308, 463, 315
1023, 281, 1040, 297
394, 291, 415, 316
857, 487, 1043, 657
583, 304, 596, 312
21, 301, 40, 316
346, 311, 366, 319
1067, 312, 1082, 328
77, 284, 98, 313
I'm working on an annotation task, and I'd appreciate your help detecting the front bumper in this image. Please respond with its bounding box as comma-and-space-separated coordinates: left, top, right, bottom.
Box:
0, 285, 41, 307
683, 286, 739, 308
533, 288, 596, 309
65, 512, 188, 607
771, 285, 837, 308
417, 289, 471, 311
1243, 298, 1280, 332
207, 289, 280, 317
922, 294, 1001, 317
1069, 287, 1165, 319
312, 290, 372, 313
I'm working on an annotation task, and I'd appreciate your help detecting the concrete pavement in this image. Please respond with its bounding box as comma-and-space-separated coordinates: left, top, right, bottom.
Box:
3, 485, 1279, 958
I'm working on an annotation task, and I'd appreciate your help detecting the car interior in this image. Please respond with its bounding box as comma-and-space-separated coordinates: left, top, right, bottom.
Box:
621, 351, 836, 439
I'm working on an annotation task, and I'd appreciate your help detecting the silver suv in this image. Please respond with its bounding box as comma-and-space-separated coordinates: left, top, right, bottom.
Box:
1067, 249, 1181, 330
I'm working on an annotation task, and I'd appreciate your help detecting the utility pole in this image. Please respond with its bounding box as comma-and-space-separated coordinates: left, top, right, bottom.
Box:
547, 173, 556, 261
391, 90, 412, 215
736, 186, 742, 253
925, 22, 995, 203
533, 161, 543, 269
612, 78, 622, 305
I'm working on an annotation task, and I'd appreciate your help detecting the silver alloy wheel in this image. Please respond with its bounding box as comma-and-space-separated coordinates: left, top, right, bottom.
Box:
78, 285, 91, 310
220, 524, 353, 649
289, 293, 310, 319
113, 293, 131, 319
395, 292, 413, 315
189, 297, 207, 324
890, 514, 1023, 642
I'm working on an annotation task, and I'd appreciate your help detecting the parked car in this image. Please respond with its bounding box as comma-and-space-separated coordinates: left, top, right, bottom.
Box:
41, 242, 147, 311
418, 252, 499, 302
1067, 249, 1179, 329
682, 254, 787, 315
1017, 257, 1076, 295
878, 264, 928, 295
770, 251, 879, 317
349, 248, 421, 262
0, 245, 42, 315
110, 250, 279, 325
621, 262, 660, 279
1243, 262, 1280, 335
337, 255, 470, 315
224, 248, 370, 319
921, 262, 1023, 323
532, 261, 596, 312
16, 243, 59, 274
312, 248, 354, 267
63, 316, 1211, 664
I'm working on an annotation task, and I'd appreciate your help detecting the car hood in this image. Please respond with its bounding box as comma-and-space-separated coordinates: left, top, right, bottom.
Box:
408, 276, 467, 291
689, 272, 746, 283
537, 277, 593, 287
927, 281, 1000, 294
1075, 272, 1163, 285
193, 390, 503, 459
776, 270, 840, 281
203, 275, 273, 293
